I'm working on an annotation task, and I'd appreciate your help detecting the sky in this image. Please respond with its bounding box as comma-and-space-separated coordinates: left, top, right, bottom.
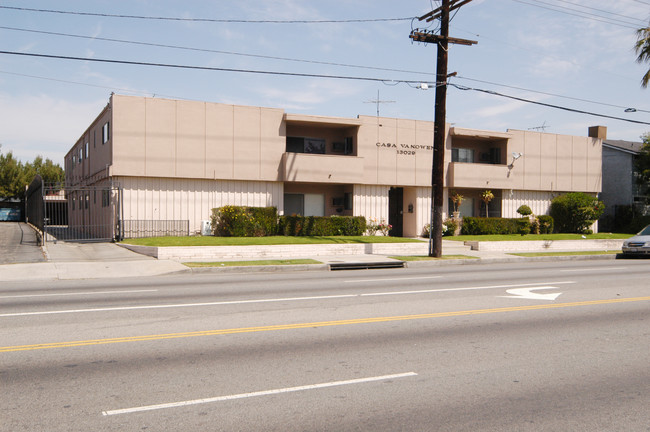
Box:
1, 0, 649, 166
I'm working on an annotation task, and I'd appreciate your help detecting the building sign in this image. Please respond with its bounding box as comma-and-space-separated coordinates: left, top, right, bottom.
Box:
376, 142, 434, 156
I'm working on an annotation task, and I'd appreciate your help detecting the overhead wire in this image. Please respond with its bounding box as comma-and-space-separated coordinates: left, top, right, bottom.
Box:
511, 0, 642, 29
0, 6, 414, 24
1, 48, 648, 126
449, 83, 650, 126
0, 25, 434, 77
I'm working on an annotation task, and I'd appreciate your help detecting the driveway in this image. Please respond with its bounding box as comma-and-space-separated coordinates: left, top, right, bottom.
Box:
0, 222, 45, 264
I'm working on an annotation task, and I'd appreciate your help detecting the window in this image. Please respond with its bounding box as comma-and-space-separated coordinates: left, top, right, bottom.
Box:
286, 137, 326, 154
452, 148, 474, 163
78, 147, 83, 163
85, 142, 89, 161
102, 122, 110, 144
283, 193, 325, 216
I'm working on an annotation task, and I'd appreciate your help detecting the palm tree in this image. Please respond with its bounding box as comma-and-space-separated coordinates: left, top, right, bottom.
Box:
635, 25, 650, 88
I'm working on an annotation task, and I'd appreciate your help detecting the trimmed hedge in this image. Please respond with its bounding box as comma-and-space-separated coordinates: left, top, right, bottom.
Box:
461, 217, 531, 235
537, 215, 554, 234
279, 215, 366, 236
211, 206, 278, 237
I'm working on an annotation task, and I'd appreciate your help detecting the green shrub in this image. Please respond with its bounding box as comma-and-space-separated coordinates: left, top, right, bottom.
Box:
461, 217, 531, 235
211, 206, 278, 237
278, 215, 366, 236
537, 215, 554, 234
549, 193, 605, 233
516, 205, 533, 216
422, 219, 458, 237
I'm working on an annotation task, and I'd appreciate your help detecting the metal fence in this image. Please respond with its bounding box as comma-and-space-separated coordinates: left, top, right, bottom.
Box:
42, 184, 122, 242
122, 220, 190, 239
25, 175, 44, 231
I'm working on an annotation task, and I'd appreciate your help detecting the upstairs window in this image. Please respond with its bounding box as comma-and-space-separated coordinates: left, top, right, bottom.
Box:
452, 148, 474, 163
102, 121, 110, 144
286, 137, 325, 154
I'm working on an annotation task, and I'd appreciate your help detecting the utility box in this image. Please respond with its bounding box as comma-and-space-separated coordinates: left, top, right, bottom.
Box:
200, 220, 212, 236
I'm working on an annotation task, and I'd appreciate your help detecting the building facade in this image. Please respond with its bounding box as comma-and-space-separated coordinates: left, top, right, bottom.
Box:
65, 94, 603, 238
600, 135, 648, 230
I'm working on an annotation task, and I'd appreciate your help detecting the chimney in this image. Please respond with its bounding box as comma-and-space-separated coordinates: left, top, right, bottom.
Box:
588, 125, 607, 139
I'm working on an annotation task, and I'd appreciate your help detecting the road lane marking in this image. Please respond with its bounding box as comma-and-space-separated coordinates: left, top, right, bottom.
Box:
0, 289, 157, 299
102, 372, 418, 416
359, 281, 574, 297
345, 276, 442, 283
3, 296, 648, 353
500, 286, 562, 301
0, 281, 574, 318
560, 267, 627, 273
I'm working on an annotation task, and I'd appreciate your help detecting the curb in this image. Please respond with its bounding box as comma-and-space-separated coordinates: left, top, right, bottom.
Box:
181, 253, 621, 275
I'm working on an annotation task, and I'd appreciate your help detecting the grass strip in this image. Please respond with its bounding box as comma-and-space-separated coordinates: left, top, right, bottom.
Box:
509, 250, 619, 257
122, 236, 423, 247
184, 259, 322, 267
444, 233, 630, 242
389, 255, 479, 261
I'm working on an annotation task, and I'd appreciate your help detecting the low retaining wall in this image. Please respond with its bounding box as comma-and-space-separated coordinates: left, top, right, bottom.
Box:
464, 239, 624, 252
119, 242, 430, 261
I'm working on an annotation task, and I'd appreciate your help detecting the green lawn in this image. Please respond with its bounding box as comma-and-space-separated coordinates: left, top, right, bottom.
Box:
121, 235, 424, 247
509, 250, 620, 257
444, 233, 630, 242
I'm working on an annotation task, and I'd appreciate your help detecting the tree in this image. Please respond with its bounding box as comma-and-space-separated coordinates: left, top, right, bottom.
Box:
480, 190, 494, 218
635, 25, 650, 88
0, 145, 64, 199
635, 134, 650, 186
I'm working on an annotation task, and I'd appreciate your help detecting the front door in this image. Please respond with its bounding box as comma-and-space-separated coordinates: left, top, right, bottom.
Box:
388, 187, 403, 237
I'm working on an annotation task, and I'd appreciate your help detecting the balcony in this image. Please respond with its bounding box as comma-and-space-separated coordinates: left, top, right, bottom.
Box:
447, 162, 513, 189
282, 153, 364, 184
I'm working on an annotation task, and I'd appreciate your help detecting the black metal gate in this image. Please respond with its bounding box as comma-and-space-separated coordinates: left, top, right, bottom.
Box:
39, 183, 123, 242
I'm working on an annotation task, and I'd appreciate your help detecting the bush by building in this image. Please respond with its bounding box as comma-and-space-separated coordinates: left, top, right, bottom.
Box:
549, 192, 604, 233
278, 215, 366, 236
211, 206, 278, 237
461, 217, 531, 235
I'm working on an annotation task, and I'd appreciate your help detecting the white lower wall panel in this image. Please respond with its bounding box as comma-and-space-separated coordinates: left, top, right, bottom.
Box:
116, 177, 283, 234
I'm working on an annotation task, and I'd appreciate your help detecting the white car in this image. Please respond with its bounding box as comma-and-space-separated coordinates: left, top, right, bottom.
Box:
622, 225, 650, 255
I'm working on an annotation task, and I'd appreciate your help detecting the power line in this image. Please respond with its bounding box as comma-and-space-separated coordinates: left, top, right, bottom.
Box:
450, 83, 650, 126
0, 25, 432, 77
550, 0, 648, 25
2, 50, 648, 126
511, 0, 642, 29
0, 49, 406, 84
0, 6, 414, 24
454, 76, 650, 114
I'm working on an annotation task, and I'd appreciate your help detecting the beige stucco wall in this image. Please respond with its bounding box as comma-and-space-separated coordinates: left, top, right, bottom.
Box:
110, 95, 286, 182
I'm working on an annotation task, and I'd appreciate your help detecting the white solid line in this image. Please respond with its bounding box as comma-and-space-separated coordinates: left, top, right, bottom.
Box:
0, 294, 358, 317
0, 282, 575, 318
559, 267, 627, 273
360, 281, 575, 297
345, 276, 442, 283
0, 289, 157, 299
102, 372, 418, 416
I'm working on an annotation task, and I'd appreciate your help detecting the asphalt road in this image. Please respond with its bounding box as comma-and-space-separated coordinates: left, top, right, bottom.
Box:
1, 260, 649, 431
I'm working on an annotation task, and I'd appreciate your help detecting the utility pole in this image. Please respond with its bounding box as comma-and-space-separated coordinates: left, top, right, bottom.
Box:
410, 0, 476, 257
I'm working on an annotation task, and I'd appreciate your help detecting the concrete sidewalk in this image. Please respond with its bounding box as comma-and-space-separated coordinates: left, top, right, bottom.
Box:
0, 237, 622, 282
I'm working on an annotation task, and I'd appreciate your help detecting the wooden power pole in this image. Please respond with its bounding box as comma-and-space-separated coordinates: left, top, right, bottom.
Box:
410, 0, 476, 257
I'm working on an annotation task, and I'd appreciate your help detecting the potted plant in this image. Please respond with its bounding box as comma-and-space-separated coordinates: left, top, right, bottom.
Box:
450, 191, 464, 219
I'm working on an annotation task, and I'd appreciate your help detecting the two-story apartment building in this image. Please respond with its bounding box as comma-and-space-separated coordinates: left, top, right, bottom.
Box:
65, 94, 602, 239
